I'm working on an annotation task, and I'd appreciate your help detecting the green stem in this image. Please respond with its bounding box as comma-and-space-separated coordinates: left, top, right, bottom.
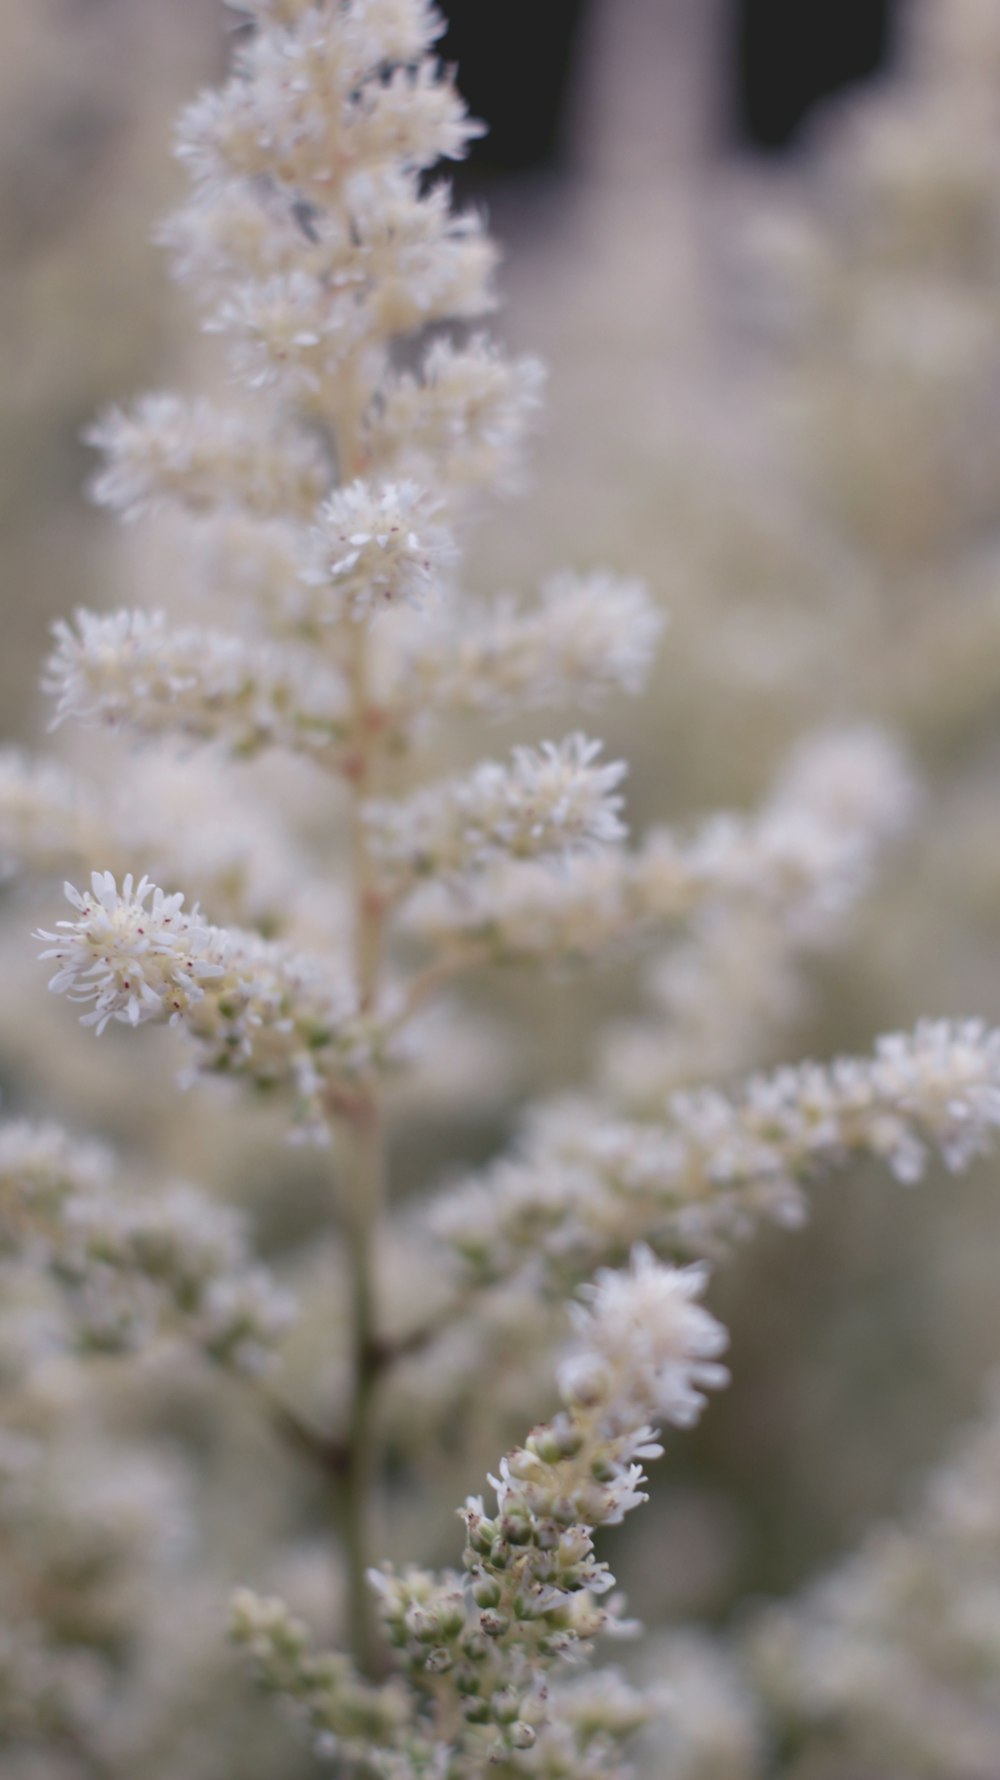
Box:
338, 1092, 385, 1675
337, 574, 389, 1675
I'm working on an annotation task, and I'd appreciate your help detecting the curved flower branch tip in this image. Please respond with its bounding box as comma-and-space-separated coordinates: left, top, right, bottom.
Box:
43, 609, 350, 764
561, 1245, 730, 1430
367, 733, 628, 891
396, 570, 665, 720
358, 1252, 726, 1765
0, 1120, 294, 1372
35, 872, 377, 1132
86, 392, 331, 522
368, 336, 547, 495
434, 1020, 1000, 1290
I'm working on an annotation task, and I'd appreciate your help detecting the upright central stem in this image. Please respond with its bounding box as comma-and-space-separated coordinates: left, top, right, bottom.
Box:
340, 1088, 383, 1674
339, 609, 388, 1676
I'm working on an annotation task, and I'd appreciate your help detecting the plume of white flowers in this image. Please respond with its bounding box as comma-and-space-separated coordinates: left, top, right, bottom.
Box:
36, 872, 380, 1131
236, 1248, 728, 1771
0, 1120, 292, 1371
45, 610, 351, 765
405, 722, 914, 963
17, 2, 1000, 1777
366, 735, 627, 894
86, 394, 331, 522
434, 1020, 1000, 1288
392, 571, 665, 719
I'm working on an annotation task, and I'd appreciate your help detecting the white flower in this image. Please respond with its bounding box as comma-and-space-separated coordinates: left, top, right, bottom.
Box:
35, 871, 222, 1036
44, 608, 350, 766
86, 393, 330, 521
0, 748, 91, 882
434, 1022, 1000, 1293
369, 336, 547, 494
35, 874, 377, 1132
368, 734, 628, 890
305, 478, 456, 620
394, 571, 664, 720
205, 271, 364, 396
561, 1245, 730, 1428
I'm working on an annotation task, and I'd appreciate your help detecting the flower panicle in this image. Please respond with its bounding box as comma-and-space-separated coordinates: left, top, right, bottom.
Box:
0, 1121, 292, 1372
43, 609, 351, 767
366, 733, 628, 896
35, 872, 382, 1135
434, 1020, 1000, 1289
235, 1251, 724, 1769
365, 1250, 727, 1763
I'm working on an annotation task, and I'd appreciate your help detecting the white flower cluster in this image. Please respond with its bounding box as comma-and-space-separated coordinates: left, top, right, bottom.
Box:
559, 1246, 730, 1432
0, 1405, 200, 1765
176, 4, 476, 197
0, 745, 315, 938
743, 1377, 1000, 1780
36, 873, 380, 1130
86, 393, 331, 522
367, 336, 547, 497
0, 1120, 292, 1371
0, 748, 90, 883
58, 1187, 295, 1372
171, 3, 491, 399
597, 727, 917, 1109
392, 571, 664, 721
406, 724, 913, 963
229, 1589, 411, 1765
45, 609, 350, 766
0, 1119, 112, 1243
237, 1249, 727, 1773
434, 1021, 1000, 1288
304, 478, 456, 620
193, 180, 497, 403
366, 735, 628, 894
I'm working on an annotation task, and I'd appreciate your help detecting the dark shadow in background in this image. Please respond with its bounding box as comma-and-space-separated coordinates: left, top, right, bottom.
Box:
439, 0, 902, 174
730, 0, 901, 149
438, 0, 589, 173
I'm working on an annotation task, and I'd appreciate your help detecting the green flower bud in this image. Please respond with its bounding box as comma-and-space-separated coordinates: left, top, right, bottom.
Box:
461, 1697, 492, 1725
460, 1631, 490, 1663
500, 1511, 533, 1546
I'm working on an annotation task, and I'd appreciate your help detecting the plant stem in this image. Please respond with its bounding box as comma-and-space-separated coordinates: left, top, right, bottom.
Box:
337, 597, 389, 1675
339, 1089, 385, 1675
